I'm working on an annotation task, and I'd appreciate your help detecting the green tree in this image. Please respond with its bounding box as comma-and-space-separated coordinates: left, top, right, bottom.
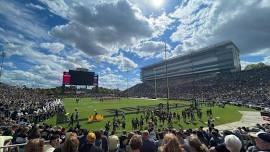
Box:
244, 62, 269, 70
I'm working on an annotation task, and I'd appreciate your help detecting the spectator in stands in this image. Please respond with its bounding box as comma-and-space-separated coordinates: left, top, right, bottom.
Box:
247, 132, 270, 152
54, 132, 79, 152
13, 126, 28, 144
155, 130, 164, 147
176, 131, 190, 152
149, 128, 157, 141
209, 129, 223, 147
119, 130, 128, 152
79, 132, 102, 152
159, 133, 183, 152
94, 130, 108, 152
210, 130, 236, 152
129, 134, 142, 152
141, 130, 157, 152
196, 129, 209, 146
108, 130, 119, 152
224, 135, 242, 152
28, 126, 41, 140
125, 132, 135, 152
79, 129, 88, 149
25, 138, 45, 152
44, 134, 61, 152
188, 135, 209, 152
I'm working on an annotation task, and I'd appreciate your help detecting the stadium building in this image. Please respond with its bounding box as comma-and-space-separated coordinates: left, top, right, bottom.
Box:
141, 41, 241, 82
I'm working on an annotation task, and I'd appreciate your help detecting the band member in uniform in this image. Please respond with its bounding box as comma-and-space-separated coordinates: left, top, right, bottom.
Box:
122, 112, 125, 120
69, 112, 74, 126
122, 119, 126, 129
115, 109, 119, 118
167, 101, 170, 112
75, 109, 79, 123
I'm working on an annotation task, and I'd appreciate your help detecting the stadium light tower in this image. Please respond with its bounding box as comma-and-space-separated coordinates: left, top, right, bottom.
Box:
190, 52, 195, 106
126, 68, 129, 98
154, 68, 157, 99
190, 52, 197, 107
0, 43, 7, 82
164, 42, 169, 100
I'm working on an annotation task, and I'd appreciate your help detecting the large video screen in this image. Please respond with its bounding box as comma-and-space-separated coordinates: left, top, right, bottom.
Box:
62, 70, 97, 85
69, 70, 94, 85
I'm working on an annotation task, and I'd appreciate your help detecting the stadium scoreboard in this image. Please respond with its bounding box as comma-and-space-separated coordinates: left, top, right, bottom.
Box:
62, 70, 98, 86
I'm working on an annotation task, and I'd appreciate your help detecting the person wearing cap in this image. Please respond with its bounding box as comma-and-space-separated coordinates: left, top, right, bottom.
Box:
247, 131, 270, 152
79, 132, 102, 152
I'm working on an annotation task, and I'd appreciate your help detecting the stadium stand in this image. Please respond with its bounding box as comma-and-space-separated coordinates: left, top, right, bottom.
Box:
125, 67, 270, 109
0, 84, 64, 126
141, 41, 241, 82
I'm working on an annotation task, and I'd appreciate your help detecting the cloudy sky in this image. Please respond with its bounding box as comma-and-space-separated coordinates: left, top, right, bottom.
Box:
0, 0, 270, 89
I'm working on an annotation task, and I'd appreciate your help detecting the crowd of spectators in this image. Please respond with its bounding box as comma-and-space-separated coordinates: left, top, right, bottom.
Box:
126, 67, 270, 108
1, 121, 270, 152
0, 84, 63, 127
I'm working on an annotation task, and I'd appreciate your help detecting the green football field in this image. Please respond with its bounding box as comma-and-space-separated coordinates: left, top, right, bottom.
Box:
44, 98, 254, 132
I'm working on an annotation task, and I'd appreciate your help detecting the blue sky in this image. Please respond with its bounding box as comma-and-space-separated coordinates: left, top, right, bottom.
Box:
0, 0, 270, 89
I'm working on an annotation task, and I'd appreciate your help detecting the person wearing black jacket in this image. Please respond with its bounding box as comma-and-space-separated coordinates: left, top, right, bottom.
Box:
119, 131, 128, 152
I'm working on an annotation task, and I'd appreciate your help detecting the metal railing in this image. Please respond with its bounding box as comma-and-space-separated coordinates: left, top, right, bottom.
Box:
0, 140, 49, 152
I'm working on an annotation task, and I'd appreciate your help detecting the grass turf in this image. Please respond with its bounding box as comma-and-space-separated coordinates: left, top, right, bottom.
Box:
44, 98, 254, 132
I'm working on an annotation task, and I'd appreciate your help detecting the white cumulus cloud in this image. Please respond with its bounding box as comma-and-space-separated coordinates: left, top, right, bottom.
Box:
49, 0, 153, 57
132, 41, 170, 58
170, 0, 270, 57
98, 53, 138, 71
40, 42, 65, 53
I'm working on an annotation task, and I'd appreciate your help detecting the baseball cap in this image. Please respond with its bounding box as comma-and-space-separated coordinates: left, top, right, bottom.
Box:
257, 132, 270, 143
87, 132, 96, 143
249, 130, 266, 138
